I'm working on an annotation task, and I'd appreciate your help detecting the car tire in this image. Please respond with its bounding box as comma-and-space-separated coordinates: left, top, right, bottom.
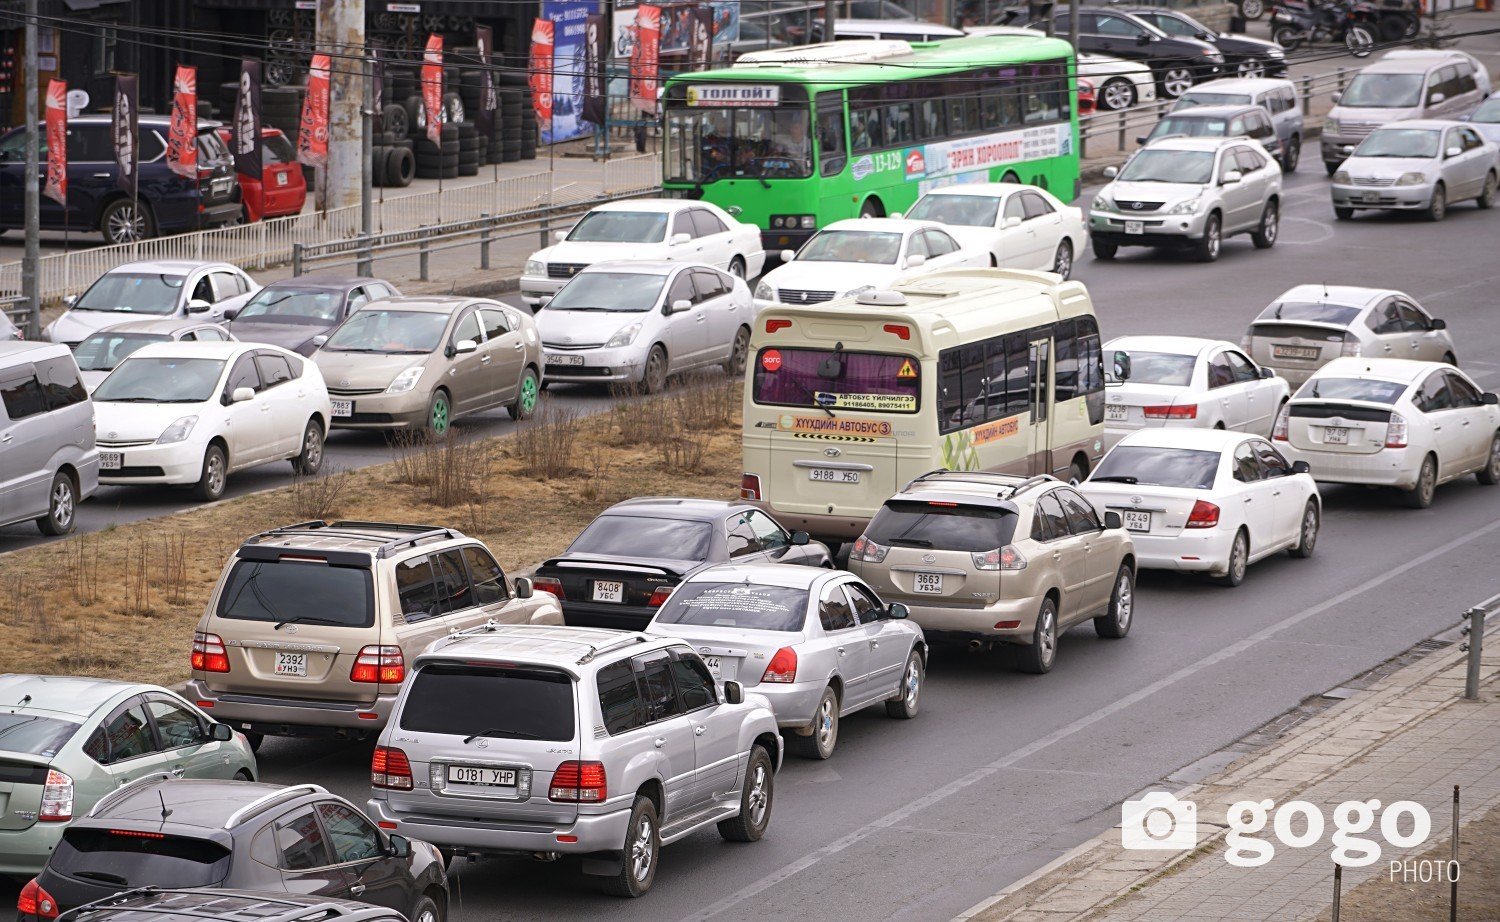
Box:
243, 731, 264, 753
599, 796, 660, 898
642, 345, 669, 395
425, 389, 452, 436
234, 769, 254, 781
717, 745, 774, 842
1426, 183, 1446, 222
1160, 66, 1195, 99
723, 325, 750, 377
1018, 597, 1058, 674
1240, 0, 1265, 19
1099, 78, 1136, 112
1091, 236, 1117, 261
1252, 200, 1279, 249
885, 650, 923, 719
100, 198, 156, 244
728, 256, 747, 279
1324, 160, 1340, 177
1478, 172, 1497, 209
1236, 59, 1267, 79
35, 471, 77, 536
1194, 213, 1222, 263
1345, 24, 1374, 57
408, 895, 441, 922
1289, 499, 1320, 558
1443, 352, 1457, 367
789, 686, 839, 759
1477, 433, 1500, 485
508, 367, 540, 421
1215, 529, 1249, 587
193, 444, 228, 502
291, 418, 324, 475
1094, 564, 1134, 639
1334, 206, 1355, 221
1403, 455, 1437, 508
382, 103, 410, 140
1281, 136, 1300, 173
1052, 240, 1074, 280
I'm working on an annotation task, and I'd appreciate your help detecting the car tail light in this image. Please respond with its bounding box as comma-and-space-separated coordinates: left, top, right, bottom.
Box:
1186, 500, 1220, 529
850, 534, 889, 563
647, 586, 673, 606
371, 746, 413, 790
38, 770, 72, 822
1341, 334, 1362, 357
549, 761, 608, 803
1385, 412, 1408, 449
351, 646, 404, 684
762, 646, 798, 683
739, 473, 762, 501
197, 167, 213, 181
18, 879, 58, 920
765, 319, 791, 334
191, 632, 230, 673
532, 576, 566, 600
973, 545, 1026, 571
1142, 404, 1197, 420
1272, 406, 1290, 441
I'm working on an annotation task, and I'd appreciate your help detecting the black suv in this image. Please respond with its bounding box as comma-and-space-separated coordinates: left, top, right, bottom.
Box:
53, 889, 406, 922
1119, 7, 1288, 79
1020, 7, 1224, 99
0, 116, 240, 245
18, 780, 448, 922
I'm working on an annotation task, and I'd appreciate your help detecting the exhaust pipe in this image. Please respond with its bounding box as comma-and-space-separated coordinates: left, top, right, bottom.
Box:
968, 639, 984, 651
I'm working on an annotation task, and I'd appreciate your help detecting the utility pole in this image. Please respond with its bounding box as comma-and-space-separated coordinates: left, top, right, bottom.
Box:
359, 56, 373, 276
823, 0, 836, 44
316, 0, 365, 213
22, 0, 39, 339
1069, 2, 1080, 59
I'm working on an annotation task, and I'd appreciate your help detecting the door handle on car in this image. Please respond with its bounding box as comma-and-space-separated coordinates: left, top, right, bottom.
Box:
480, 355, 492, 364
92, 172, 111, 178
1244, 497, 1253, 503
837, 647, 846, 656
1, 433, 11, 443
513, 342, 524, 351
694, 726, 706, 736
654, 737, 666, 748
171, 767, 185, 777
349, 885, 366, 896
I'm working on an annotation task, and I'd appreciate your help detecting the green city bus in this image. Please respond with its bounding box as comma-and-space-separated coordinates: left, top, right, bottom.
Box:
661, 35, 1081, 252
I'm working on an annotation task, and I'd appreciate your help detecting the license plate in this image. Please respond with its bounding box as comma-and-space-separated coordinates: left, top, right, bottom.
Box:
809, 468, 860, 483
1362, 190, 1380, 203
1125, 220, 1144, 235
547, 352, 585, 367
593, 579, 624, 603
274, 653, 307, 677
1123, 510, 1152, 532
331, 399, 353, 418
275, 172, 290, 187
913, 572, 943, 594
100, 451, 122, 471
1273, 345, 1320, 360
447, 766, 516, 788
1324, 426, 1350, 445
1105, 404, 1128, 422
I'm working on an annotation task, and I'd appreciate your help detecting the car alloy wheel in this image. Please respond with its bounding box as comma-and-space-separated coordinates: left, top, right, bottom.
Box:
1035, 604, 1057, 669
814, 692, 837, 754
1237, 59, 1266, 78
746, 759, 770, 827
1479, 173, 1497, 210
105, 203, 147, 243
729, 256, 747, 279
428, 391, 450, 435
1162, 68, 1194, 98
1480, 435, 1500, 485
1405, 456, 1436, 507
40, 473, 75, 535
630, 812, 655, 883
1217, 531, 1248, 586
1112, 569, 1132, 631
1053, 240, 1073, 279
1300, 502, 1318, 553
1427, 185, 1446, 222
1241, 0, 1265, 19
725, 326, 750, 377
1100, 78, 1135, 111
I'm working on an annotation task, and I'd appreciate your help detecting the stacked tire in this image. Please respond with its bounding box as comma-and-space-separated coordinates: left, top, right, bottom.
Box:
372, 132, 415, 188
415, 123, 460, 179
499, 86, 525, 163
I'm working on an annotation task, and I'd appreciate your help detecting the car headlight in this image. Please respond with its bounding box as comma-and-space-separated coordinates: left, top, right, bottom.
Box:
1332, 170, 1351, 184
1167, 197, 1201, 214
1396, 172, 1427, 186
525, 259, 545, 276
1092, 195, 1111, 211
1267, 47, 1284, 57
385, 365, 425, 395
606, 322, 642, 349
1325, 119, 1341, 134
156, 415, 199, 445
755, 282, 773, 300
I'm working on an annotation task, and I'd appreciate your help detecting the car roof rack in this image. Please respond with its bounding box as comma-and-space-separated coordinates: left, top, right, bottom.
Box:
1000, 475, 1058, 498
900, 469, 1057, 499
244, 520, 462, 558
439, 622, 654, 665
85, 771, 178, 818
224, 784, 326, 829
577, 634, 653, 665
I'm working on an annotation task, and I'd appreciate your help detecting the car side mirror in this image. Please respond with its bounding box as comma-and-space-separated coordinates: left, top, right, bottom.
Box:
1429, 318, 1446, 330
1136, 32, 1151, 45
904, 254, 926, 269
231, 386, 256, 403
63, 294, 78, 308
222, 306, 240, 321
1221, 169, 1243, 185
538, 295, 553, 309
1104, 511, 1124, 530
887, 602, 910, 620
211, 723, 234, 742
1112, 350, 1132, 381
1260, 367, 1275, 379
1291, 460, 1312, 474
1003, 215, 1023, 229
1459, 114, 1471, 122
890, 211, 903, 219
1136, 136, 1148, 146
1103, 165, 1119, 179
779, 248, 797, 262
553, 230, 568, 242
1331, 93, 1342, 104
1430, 92, 1446, 105
187, 299, 213, 314
311, 334, 328, 348
514, 576, 534, 599
670, 232, 692, 246
453, 338, 479, 355
1446, 146, 1462, 158
669, 298, 693, 314
790, 530, 810, 546
387, 834, 411, 859
723, 680, 745, 705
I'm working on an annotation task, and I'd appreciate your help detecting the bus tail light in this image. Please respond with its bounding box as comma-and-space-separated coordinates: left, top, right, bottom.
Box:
765, 319, 791, 334
883, 324, 910, 340
740, 473, 762, 500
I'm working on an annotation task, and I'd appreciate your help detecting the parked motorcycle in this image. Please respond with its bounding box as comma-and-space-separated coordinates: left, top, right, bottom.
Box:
1270, 0, 1377, 56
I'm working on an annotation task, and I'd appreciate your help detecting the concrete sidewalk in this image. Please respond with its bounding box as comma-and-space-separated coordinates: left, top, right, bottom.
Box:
958, 619, 1500, 922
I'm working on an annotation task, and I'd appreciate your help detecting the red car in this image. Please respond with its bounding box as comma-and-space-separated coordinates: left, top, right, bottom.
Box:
1079, 77, 1097, 115
215, 126, 306, 222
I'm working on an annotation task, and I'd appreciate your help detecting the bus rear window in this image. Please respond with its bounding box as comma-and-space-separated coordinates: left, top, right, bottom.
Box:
752, 348, 919, 413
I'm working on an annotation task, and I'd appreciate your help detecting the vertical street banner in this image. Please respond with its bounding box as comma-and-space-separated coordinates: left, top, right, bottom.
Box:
166, 65, 197, 180
372, 48, 385, 133
475, 25, 497, 141
111, 74, 138, 195
689, 6, 714, 71
298, 53, 331, 167
422, 34, 444, 146
540, 0, 592, 144
630, 4, 661, 114
232, 59, 263, 180
582, 13, 608, 128
529, 18, 555, 126
43, 79, 67, 206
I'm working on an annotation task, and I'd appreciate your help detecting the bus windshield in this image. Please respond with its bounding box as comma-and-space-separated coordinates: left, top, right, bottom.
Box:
665, 105, 812, 182
753, 347, 920, 413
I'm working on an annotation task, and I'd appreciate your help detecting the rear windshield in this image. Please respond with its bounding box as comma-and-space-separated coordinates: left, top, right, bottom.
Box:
1177, 92, 1252, 108
1092, 446, 1220, 490
217, 558, 374, 628
52, 828, 231, 889
905, 193, 1000, 227
1295, 377, 1406, 404
568, 515, 712, 562
753, 347, 920, 413
400, 663, 574, 742
1118, 351, 1195, 386
0, 714, 80, 759
1254, 301, 1362, 327
865, 501, 1018, 553
1149, 115, 1229, 140
73, 331, 170, 372
654, 582, 809, 631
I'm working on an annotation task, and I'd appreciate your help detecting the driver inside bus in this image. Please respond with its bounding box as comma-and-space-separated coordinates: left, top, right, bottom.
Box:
774, 114, 811, 162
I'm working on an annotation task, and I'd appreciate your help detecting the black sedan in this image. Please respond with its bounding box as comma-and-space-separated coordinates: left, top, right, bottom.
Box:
1124, 7, 1288, 79
534, 497, 832, 631
1020, 8, 1224, 99
224, 275, 402, 356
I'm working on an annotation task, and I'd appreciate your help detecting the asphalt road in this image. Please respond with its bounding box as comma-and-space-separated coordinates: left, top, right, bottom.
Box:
4, 170, 1500, 921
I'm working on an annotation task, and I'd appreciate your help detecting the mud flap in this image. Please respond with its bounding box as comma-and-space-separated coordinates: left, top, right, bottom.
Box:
582, 851, 624, 876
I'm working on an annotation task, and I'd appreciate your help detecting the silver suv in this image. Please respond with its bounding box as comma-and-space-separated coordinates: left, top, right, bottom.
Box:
368, 624, 782, 898
1090, 136, 1283, 263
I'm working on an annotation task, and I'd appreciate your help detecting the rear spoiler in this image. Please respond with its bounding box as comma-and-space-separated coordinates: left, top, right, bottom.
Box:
539, 554, 693, 579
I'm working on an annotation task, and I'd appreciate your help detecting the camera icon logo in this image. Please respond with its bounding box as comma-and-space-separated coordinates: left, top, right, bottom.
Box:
1121, 791, 1198, 851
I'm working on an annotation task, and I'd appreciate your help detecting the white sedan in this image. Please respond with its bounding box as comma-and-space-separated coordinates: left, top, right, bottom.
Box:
1272, 357, 1500, 508
965, 27, 1158, 111
902, 183, 1086, 279
1081, 428, 1320, 587
754, 218, 987, 306
44, 260, 260, 348
536, 260, 753, 393
1104, 335, 1289, 447
520, 199, 765, 308
91, 341, 333, 501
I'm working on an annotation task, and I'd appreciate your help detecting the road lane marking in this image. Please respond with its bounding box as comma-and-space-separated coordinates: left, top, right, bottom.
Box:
680, 514, 1500, 922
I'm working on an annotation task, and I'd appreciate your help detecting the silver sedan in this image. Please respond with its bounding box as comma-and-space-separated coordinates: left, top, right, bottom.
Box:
645, 562, 926, 760
1331, 120, 1499, 221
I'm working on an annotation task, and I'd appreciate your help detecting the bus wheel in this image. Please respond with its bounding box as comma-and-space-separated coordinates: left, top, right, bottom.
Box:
859, 198, 884, 218
1002, 171, 1020, 185
1068, 457, 1088, 485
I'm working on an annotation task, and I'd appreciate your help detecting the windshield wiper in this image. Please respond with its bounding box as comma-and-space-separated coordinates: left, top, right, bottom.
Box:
464, 727, 542, 743
75, 872, 129, 886
887, 537, 934, 548
782, 376, 834, 418
1092, 475, 1138, 484
100, 396, 164, 403
273, 614, 346, 631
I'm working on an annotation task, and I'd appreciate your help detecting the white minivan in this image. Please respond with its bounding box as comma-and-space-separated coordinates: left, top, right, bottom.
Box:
0, 341, 99, 535
1322, 53, 1487, 174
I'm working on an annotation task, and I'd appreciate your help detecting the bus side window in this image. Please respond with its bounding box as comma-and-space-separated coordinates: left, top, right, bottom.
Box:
1053, 319, 1078, 402
816, 92, 846, 177
1004, 333, 1030, 418
1076, 316, 1105, 425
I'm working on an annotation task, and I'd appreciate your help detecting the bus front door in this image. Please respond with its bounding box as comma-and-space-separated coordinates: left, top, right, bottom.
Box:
1028, 339, 1052, 477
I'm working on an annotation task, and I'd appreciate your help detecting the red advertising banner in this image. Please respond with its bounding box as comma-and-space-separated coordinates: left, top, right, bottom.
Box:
630, 5, 662, 114
529, 18, 555, 125
297, 53, 331, 167
166, 65, 197, 180
43, 79, 66, 206
421, 33, 444, 146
